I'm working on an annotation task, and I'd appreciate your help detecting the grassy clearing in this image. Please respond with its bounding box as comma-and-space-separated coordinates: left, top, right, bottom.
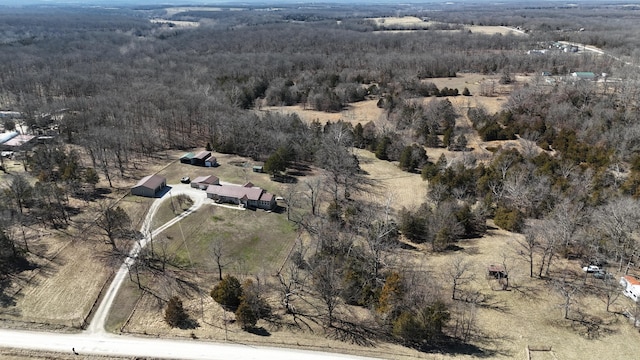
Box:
150, 195, 193, 230
157, 205, 296, 275
353, 148, 427, 213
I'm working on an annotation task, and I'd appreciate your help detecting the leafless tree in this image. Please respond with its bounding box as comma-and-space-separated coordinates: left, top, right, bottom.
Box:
276, 252, 308, 316
5, 174, 32, 216
445, 256, 475, 301
304, 177, 324, 216
599, 276, 621, 313
95, 202, 132, 252
450, 301, 478, 342
593, 197, 640, 272
310, 255, 342, 328
553, 273, 581, 320
210, 238, 233, 281
517, 228, 537, 278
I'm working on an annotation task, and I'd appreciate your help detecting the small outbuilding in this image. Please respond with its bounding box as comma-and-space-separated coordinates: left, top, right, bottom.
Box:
487, 264, 507, 279
1, 134, 36, 151
205, 156, 218, 167
571, 72, 596, 81
180, 152, 195, 164
131, 174, 167, 197
190, 175, 220, 189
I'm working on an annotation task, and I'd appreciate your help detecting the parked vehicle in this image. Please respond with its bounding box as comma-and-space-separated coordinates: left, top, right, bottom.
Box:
593, 270, 613, 280
582, 265, 601, 273
180, 176, 190, 184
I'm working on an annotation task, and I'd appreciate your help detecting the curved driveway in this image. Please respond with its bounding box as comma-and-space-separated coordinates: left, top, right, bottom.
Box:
1, 184, 380, 360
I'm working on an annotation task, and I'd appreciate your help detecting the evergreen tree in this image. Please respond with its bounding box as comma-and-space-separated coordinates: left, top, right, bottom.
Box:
398, 146, 413, 172
164, 296, 188, 328
235, 300, 258, 330
211, 274, 243, 310
264, 146, 292, 177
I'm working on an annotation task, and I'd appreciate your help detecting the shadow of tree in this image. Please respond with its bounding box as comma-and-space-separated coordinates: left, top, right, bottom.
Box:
0, 277, 17, 308
0, 256, 36, 308
327, 319, 380, 347
569, 310, 619, 340
177, 316, 199, 330
416, 334, 513, 358
248, 326, 271, 336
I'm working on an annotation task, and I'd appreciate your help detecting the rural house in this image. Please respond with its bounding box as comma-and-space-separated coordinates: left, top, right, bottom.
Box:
131, 174, 167, 197
620, 275, 640, 302
206, 184, 276, 210
190, 175, 220, 189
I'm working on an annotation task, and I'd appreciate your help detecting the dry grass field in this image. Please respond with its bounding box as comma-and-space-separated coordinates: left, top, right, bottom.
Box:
466, 25, 527, 36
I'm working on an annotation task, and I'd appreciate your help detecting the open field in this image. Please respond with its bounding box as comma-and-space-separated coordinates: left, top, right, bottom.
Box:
367, 17, 527, 36
467, 25, 527, 36
353, 148, 427, 213
367, 16, 432, 29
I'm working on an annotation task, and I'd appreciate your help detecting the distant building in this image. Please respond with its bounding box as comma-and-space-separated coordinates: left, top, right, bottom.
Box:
1, 134, 36, 150
571, 72, 596, 80
131, 174, 167, 197
205, 156, 218, 167
0, 111, 21, 118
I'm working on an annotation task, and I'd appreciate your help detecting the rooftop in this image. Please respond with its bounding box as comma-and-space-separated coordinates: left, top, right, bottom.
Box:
134, 174, 166, 190
206, 184, 264, 201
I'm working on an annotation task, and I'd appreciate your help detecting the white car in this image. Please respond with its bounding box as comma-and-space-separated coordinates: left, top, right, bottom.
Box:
582, 265, 601, 273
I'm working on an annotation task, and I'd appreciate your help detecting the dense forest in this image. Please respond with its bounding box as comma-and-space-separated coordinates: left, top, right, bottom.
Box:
2, 1, 640, 354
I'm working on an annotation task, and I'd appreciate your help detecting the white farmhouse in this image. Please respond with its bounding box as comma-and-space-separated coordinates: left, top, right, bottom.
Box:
620, 275, 640, 302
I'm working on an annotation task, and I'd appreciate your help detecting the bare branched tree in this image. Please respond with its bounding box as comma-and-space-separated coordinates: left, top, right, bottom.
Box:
445, 256, 475, 301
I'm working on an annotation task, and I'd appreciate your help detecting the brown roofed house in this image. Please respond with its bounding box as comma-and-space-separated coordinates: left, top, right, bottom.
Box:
206, 184, 275, 210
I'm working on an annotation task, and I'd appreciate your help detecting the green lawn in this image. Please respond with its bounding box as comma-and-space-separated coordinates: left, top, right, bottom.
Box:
151, 195, 193, 230
159, 205, 296, 275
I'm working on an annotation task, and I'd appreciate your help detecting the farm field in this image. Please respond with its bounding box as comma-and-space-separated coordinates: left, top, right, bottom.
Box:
367, 16, 527, 36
